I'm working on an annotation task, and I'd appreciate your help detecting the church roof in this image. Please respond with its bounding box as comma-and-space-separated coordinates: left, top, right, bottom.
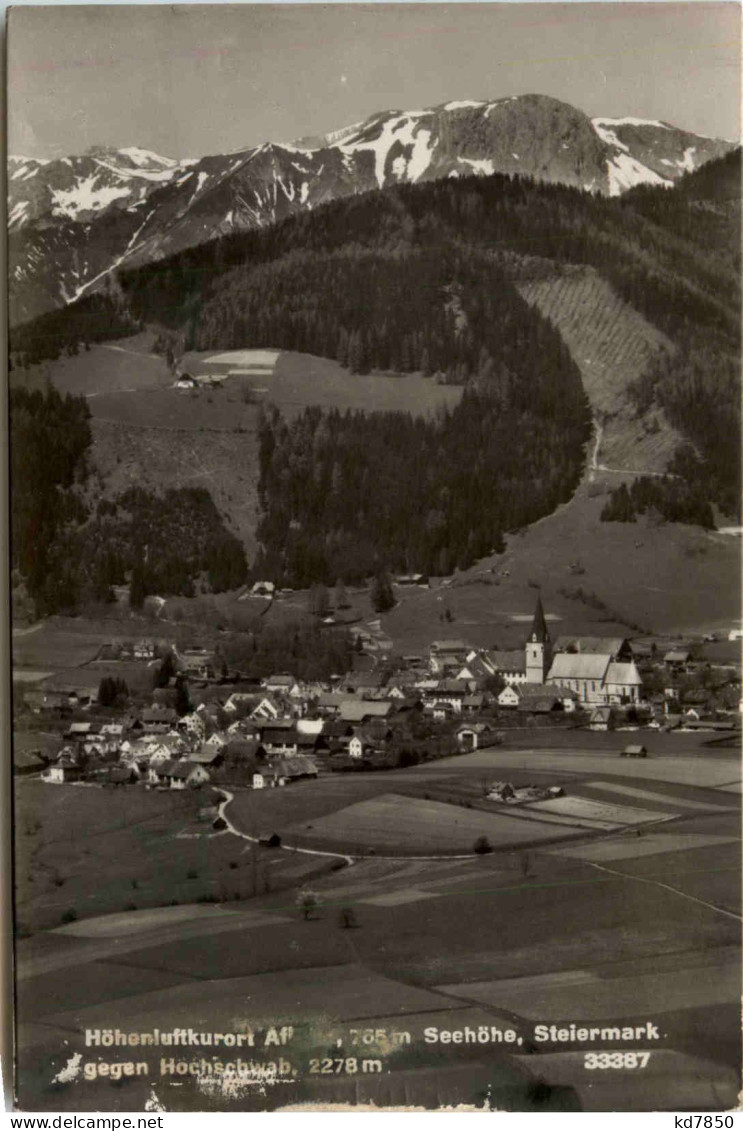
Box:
554, 635, 628, 657
528, 595, 549, 643
488, 650, 526, 673
605, 661, 643, 686
548, 653, 610, 682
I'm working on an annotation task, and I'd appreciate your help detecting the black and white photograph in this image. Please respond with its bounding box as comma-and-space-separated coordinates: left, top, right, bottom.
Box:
6, 0, 742, 1114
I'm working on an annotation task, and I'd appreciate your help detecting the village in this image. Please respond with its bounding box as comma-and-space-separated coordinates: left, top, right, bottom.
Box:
17, 597, 742, 794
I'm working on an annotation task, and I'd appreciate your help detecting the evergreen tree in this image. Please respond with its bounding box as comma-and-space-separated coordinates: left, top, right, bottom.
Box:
371, 571, 395, 613
175, 676, 191, 718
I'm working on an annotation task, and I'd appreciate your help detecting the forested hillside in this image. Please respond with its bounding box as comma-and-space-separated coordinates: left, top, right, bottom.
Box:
10, 388, 247, 616
11, 153, 741, 586
10, 388, 92, 612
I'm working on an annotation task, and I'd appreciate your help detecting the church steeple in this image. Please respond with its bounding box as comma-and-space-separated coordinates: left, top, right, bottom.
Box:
525, 594, 552, 685
529, 594, 549, 644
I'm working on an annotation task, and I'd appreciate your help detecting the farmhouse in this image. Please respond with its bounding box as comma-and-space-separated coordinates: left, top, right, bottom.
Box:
422, 679, 470, 714
485, 651, 528, 686
269, 755, 318, 784
429, 641, 473, 675
141, 706, 178, 731
456, 722, 497, 751
394, 573, 429, 588
177, 647, 215, 679
498, 683, 536, 708
42, 750, 82, 784
251, 581, 276, 599
589, 705, 617, 731
163, 761, 211, 790
261, 727, 299, 756
339, 699, 394, 724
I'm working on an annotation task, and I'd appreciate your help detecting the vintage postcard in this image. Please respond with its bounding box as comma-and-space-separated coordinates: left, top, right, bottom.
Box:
7, 1, 742, 1113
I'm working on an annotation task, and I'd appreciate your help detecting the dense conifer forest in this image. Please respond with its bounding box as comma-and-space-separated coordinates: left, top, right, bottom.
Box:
252, 329, 589, 585
599, 465, 715, 529
10, 387, 92, 612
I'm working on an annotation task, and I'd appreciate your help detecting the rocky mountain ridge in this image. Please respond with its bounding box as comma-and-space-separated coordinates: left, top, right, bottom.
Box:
9, 93, 735, 324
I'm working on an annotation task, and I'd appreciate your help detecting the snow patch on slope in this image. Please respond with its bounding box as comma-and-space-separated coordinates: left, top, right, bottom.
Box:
458, 157, 495, 175
93, 157, 180, 183
444, 100, 487, 111
606, 152, 671, 195
594, 116, 670, 130
592, 121, 629, 152
407, 129, 436, 182
50, 176, 130, 218
339, 115, 436, 187
678, 146, 697, 172
9, 201, 30, 229
117, 146, 179, 168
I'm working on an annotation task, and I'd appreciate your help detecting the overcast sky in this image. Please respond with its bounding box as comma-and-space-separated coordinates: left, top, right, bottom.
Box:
7, 3, 741, 159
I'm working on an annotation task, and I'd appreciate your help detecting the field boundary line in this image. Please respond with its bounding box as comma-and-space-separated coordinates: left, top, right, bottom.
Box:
215, 788, 354, 866
585, 860, 742, 923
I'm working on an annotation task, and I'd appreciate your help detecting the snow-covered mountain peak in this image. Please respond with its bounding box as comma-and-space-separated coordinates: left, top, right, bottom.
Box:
9, 93, 736, 324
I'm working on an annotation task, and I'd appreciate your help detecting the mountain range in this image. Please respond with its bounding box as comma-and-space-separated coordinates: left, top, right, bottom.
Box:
8, 93, 735, 325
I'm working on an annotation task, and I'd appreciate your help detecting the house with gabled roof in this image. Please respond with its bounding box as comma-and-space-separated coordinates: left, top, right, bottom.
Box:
263, 674, 300, 695
42, 748, 83, 784
456, 722, 498, 751
340, 671, 386, 694
204, 731, 227, 750
429, 640, 473, 675
142, 706, 178, 727
160, 761, 210, 789
554, 635, 632, 661
589, 705, 617, 731
339, 699, 394, 724
261, 727, 299, 756
483, 650, 528, 686
268, 754, 318, 784
498, 682, 545, 708
250, 696, 281, 721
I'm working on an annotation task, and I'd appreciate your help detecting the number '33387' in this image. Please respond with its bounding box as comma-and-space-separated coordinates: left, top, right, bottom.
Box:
585, 1051, 651, 1069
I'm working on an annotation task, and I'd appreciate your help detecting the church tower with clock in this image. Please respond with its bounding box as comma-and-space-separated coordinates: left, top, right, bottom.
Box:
525, 594, 552, 685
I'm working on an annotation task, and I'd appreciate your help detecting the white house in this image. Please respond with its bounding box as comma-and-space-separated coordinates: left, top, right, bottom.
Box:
204, 732, 227, 750
166, 762, 211, 790
251, 581, 276, 599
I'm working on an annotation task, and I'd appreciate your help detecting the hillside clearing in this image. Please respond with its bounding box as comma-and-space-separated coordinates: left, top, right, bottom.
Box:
518, 267, 681, 472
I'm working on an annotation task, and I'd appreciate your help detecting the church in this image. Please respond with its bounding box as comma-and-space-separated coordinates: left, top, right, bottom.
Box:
523, 595, 643, 706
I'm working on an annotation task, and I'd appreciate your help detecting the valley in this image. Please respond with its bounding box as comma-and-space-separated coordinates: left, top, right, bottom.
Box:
9, 77, 741, 1115
14, 737, 742, 1111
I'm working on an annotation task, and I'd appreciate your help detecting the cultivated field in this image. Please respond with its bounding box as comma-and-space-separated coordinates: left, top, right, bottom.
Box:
10, 334, 169, 398
440, 746, 742, 791
185, 347, 463, 419
281, 792, 572, 854
13, 780, 336, 933
12, 614, 192, 700
14, 763, 741, 1112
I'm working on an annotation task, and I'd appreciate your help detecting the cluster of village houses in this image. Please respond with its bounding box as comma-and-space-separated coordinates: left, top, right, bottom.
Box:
23, 599, 741, 790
